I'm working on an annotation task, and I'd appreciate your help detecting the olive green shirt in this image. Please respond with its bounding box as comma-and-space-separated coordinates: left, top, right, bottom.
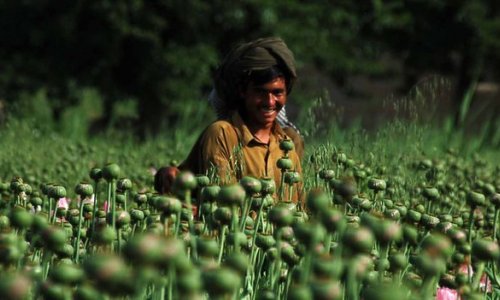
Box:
180, 112, 303, 203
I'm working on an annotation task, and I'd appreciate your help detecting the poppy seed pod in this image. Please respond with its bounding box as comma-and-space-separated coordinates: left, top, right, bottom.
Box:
422, 187, 440, 200
279, 138, 295, 152
260, 177, 276, 195
306, 189, 330, 214
213, 207, 232, 226
269, 204, 294, 227
224, 252, 249, 276
421, 214, 440, 230
102, 163, 121, 181
30, 196, 43, 207
195, 174, 210, 188
342, 226, 374, 254
197, 237, 219, 258
255, 234, 276, 250
202, 267, 241, 296
491, 193, 500, 207
320, 208, 346, 233
218, 184, 246, 207
239, 176, 262, 195
49, 263, 84, 285
41, 226, 68, 251
10, 208, 33, 230
75, 183, 93, 198
89, 168, 102, 181
373, 220, 402, 245
155, 196, 182, 215
49, 186, 67, 199
466, 191, 486, 207
0, 273, 32, 300
294, 222, 326, 248
277, 158, 293, 170
201, 185, 221, 203
284, 171, 301, 185
319, 169, 335, 180
130, 209, 145, 222
367, 178, 386, 191
134, 193, 148, 205
471, 239, 500, 261
117, 178, 132, 192
421, 233, 452, 259
173, 171, 197, 191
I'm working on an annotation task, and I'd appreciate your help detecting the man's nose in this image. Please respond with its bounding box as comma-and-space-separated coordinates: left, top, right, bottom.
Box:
264, 92, 277, 106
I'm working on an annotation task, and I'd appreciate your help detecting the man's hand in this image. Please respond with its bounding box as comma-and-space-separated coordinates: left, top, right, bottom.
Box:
154, 166, 179, 195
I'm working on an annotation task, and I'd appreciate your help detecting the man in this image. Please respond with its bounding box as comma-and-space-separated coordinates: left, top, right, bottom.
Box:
155, 37, 303, 202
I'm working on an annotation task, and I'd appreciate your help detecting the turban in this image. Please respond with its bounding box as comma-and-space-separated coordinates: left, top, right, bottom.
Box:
214, 37, 297, 110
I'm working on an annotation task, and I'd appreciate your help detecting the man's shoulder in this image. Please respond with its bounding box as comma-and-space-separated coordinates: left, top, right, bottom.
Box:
204, 119, 235, 135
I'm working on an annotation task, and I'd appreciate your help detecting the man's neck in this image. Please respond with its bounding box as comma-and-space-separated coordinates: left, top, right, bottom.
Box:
248, 124, 272, 144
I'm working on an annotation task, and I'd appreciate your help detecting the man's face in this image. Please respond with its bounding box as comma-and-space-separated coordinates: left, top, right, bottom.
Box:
241, 76, 287, 129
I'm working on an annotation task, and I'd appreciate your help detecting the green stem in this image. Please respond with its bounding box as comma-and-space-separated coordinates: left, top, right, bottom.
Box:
472, 262, 485, 291
74, 196, 86, 262
218, 225, 228, 264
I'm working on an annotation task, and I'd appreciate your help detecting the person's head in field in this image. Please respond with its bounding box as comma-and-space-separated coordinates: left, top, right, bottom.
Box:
214, 37, 297, 128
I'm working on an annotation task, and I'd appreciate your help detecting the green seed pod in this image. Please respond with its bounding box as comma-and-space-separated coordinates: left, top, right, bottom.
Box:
195, 174, 210, 188
50, 186, 67, 199
83, 254, 132, 296
130, 209, 145, 222
0, 215, 10, 230
421, 233, 453, 259
224, 252, 249, 276
491, 193, 500, 207
320, 208, 346, 233
134, 193, 148, 205
173, 171, 197, 192
389, 252, 408, 272
218, 184, 246, 207
10, 208, 33, 230
117, 178, 132, 191
239, 176, 262, 195
471, 238, 500, 261
213, 207, 232, 226
414, 255, 446, 278
306, 189, 330, 214
124, 233, 164, 266
373, 220, 402, 245
294, 222, 326, 249
0, 233, 27, 265
41, 226, 68, 251
95, 226, 116, 245
255, 234, 276, 250
310, 280, 342, 300
367, 178, 386, 192
402, 225, 419, 246
452, 252, 465, 265
281, 242, 299, 266
466, 191, 486, 207
421, 214, 440, 229
115, 194, 126, 205
197, 237, 219, 258
260, 177, 276, 195
116, 211, 131, 228
75, 183, 93, 197
269, 204, 294, 227
102, 163, 121, 182
74, 284, 100, 300
313, 255, 343, 279
422, 187, 440, 200
279, 138, 295, 152
0, 273, 32, 300
201, 185, 221, 203
89, 168, 102, 181
284, 171, 301, 185
319, 169, 335, 180
384, 209, 401, 221
361, 282, 409, 300
29, 196, 43, 207
50, 262, 84, 285
202, 267, 241, 296
288, 285, 312, 300
342, 226, 374, 254
276, 158, 293, 170
177, 268, 202, 294
155, 196, 182, 215
227, 232, 248, 248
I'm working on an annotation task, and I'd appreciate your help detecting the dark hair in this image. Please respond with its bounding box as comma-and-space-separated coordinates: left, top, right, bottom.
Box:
239, 65, 288, 90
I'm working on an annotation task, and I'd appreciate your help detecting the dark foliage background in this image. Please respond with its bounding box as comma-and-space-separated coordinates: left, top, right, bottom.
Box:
1, 0, 499, 140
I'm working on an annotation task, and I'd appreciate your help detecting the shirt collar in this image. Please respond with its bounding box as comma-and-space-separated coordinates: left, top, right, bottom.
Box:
230, 111, 287, 146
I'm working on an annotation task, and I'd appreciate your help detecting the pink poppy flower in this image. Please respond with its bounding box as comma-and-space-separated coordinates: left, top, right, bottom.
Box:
436, 287, 458, 300
57, 197, 70, 209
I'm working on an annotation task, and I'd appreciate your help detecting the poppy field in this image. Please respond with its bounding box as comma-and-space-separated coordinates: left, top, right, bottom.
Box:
0, 121, 499, 300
